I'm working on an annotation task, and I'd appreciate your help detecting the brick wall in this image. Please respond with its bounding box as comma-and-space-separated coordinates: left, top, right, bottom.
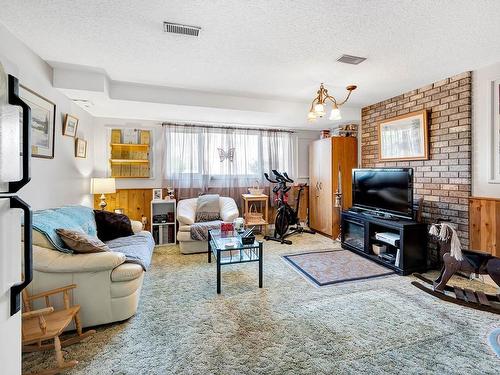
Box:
361, 72, 472, 264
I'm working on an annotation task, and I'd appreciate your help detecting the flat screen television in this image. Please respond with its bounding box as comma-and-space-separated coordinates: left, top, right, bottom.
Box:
352, 168, 413, 218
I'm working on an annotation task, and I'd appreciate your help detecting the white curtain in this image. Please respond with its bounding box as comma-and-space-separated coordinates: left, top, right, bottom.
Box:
162, 124, 295, 203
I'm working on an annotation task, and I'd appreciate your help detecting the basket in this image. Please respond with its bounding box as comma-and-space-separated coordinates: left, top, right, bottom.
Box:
248, 187, 264, 195
245, 204, 263, 223
248, 180, 264, 195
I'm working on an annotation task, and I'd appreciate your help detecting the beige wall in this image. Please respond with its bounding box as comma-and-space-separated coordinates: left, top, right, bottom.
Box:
0, 24, 95, 209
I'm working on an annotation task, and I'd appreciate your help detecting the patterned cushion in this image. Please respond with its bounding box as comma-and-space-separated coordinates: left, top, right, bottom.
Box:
56, 229, 110, 253
94, 210, 134, 241
195, 194, 221, 222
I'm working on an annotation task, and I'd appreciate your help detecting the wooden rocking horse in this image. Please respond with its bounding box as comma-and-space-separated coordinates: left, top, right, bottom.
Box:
412, 222, 500, 314
22, 283, 95, 375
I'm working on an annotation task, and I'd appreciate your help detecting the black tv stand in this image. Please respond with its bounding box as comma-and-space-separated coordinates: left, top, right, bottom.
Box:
341, 210, 427, 275
360, 210, 400, 221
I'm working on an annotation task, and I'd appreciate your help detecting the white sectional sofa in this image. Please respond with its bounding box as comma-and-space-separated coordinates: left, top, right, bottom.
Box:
27, 220, 151, 328
176, 197, 239, 254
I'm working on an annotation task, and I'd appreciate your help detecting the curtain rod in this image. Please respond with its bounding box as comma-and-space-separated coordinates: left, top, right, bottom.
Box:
161, 122, 295, 134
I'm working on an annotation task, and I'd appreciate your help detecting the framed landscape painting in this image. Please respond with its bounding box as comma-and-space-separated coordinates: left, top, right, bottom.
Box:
19, 85, 56, 158
378, 110, 429, 161
63, 114, 79, 137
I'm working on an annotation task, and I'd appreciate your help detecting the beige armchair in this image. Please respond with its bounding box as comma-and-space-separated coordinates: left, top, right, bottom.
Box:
176, 197, 239, 254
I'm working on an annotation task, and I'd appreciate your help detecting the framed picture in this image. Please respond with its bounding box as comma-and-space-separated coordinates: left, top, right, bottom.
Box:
19, 85, 56, 158
152, 188, 162, 200
492, 80, 500, 183
378, 110, 429, 161
75, 138, 87, 158
63, 114, 79, 137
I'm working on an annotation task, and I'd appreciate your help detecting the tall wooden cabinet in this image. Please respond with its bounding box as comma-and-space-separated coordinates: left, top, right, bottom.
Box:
309, 136, 358, 238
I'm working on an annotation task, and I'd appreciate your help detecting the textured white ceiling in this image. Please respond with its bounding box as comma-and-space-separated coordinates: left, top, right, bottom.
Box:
1, 0, 500, 107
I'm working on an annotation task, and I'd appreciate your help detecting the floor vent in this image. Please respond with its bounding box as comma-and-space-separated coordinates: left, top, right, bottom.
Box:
337, 54, 366, 65
163, 22, 201, 37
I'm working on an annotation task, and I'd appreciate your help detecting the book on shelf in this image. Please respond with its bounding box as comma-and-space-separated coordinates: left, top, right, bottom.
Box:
111, 164, 122, 177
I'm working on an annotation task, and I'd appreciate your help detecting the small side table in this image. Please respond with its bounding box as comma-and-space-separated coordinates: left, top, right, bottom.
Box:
242, 194, 269, 234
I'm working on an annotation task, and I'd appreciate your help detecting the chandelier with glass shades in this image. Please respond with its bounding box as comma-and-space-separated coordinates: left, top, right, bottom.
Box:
307, 83, 357, 122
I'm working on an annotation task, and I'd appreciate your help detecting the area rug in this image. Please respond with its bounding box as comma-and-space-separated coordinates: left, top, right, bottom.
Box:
23, 235, 500, 374
283, 249, 395, 286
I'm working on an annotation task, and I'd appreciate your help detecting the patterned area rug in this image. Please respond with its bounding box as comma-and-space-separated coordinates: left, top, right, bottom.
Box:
283, 249, 395, 286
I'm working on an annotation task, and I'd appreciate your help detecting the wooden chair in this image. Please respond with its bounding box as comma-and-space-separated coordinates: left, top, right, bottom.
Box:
22, 284, 95, 375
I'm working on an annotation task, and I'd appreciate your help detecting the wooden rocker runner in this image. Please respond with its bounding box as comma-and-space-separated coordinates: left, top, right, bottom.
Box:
22, 283, 95, 375
412, 273, 500, 315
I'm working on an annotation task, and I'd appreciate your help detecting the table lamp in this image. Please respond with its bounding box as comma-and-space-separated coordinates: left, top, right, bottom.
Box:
90, 178, 116, 210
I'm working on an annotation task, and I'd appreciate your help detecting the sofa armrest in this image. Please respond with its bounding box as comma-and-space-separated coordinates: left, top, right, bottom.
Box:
131, 220, 143, 234
177, 198, 197, 225
33, 245, 126, 273
220, 197, 239, 222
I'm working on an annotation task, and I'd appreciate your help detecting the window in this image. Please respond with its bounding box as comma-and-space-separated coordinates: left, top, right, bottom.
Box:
162, 124, 294, 190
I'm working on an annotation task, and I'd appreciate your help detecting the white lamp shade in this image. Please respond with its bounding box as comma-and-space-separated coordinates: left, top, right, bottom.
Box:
90, 178, 116, 194
329, 107, 342, 121
314, 103, 325, 116
307, 111, 316, 121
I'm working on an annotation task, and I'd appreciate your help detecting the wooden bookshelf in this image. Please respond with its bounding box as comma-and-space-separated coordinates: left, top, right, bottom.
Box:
110, 159, 149, 164
110, 143, 150, 148
109, 129, 151, 178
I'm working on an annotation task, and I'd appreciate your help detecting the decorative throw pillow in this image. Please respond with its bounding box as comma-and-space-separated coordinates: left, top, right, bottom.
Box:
93, 210, 134, 242
56, 229, 110, 254
195, 194, 221, 222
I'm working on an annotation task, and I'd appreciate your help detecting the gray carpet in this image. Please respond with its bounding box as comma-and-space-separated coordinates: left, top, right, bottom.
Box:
23, 234, 500, 374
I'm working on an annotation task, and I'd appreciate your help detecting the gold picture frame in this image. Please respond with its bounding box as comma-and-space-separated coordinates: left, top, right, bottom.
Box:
378, 110, 429, 161
63, 114, 79, 137
75, 138, 87, 158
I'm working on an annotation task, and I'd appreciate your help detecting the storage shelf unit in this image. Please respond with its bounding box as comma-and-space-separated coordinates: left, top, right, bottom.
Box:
341, 210, 427, 275
242, 194, 269, 234
110, 159, 149, 164
151, 200, 176, 246
109, 128, 151, 179
110, 143, 150, 148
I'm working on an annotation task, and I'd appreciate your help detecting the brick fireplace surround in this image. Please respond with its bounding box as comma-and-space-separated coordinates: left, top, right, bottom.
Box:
361, 72, 472, 264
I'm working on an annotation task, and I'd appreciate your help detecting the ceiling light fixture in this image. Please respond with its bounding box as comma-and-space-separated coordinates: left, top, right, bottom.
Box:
307, 83, 357, 122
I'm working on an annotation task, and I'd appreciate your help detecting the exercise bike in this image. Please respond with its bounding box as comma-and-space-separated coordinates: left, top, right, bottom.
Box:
263, 170, 315, 245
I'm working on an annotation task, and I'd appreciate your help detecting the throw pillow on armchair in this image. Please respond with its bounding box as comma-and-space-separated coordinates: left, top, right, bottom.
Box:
195, 194, 221, 222
94, 210, 134, 241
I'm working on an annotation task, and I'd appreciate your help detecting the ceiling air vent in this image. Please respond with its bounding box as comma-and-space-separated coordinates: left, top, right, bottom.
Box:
163, 22, 201, 37
72, 99, 93, 108
337, 54, 366, 65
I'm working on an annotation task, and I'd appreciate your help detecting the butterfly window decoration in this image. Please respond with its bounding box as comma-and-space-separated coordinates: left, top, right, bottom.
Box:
217, 147, 235, 162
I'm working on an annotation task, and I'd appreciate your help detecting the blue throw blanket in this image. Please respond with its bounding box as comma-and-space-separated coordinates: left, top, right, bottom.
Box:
32, 205, 154, 270
105, 232, 155, 270
32, 205, 97, 253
